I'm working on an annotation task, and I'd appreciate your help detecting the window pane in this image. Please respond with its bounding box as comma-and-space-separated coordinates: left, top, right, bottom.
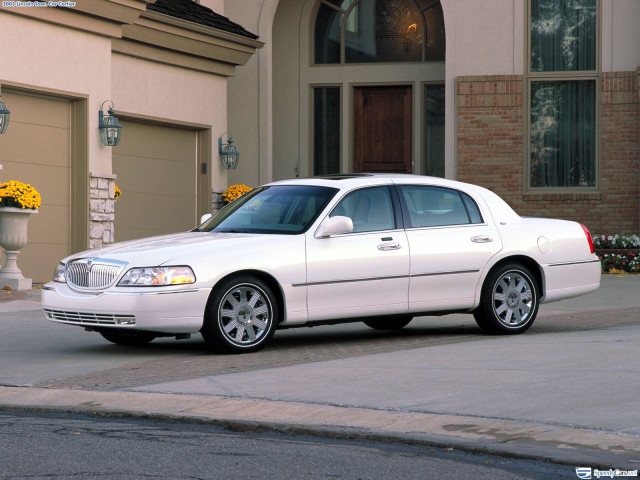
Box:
313, 87, 341, 176
530, 80, 596, 188
424, 84, 445, 177
421, 1, 445, 61
461, 193, 483, 224
315, 3, 343, 64
330, 186, 395, 232
401, 186, 471, 227
530, 0, 596, 72
345, 0, 423, 63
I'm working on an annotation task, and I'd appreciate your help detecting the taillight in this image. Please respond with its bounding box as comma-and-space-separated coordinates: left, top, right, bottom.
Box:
580, 224, 595, 254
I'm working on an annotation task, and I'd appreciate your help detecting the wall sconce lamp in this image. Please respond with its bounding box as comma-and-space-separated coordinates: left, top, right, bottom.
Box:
99, 100, 122, 146
0, 92, 10, 135
218, 132, 239, 169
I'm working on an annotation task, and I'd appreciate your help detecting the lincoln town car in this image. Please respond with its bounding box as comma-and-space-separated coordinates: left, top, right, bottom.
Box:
42, 174, 601, 353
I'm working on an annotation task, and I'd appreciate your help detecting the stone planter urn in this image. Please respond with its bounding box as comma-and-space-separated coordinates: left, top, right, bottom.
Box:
0, 207, 37, 290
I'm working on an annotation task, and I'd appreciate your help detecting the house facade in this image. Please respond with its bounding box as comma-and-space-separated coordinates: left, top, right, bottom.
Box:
0, 0, 261, 283
224, 0, 640, 234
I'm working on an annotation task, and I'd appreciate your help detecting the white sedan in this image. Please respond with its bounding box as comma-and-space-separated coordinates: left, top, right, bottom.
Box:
42, 174, 601, 353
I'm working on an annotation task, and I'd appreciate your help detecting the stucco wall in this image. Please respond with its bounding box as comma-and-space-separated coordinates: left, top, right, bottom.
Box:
602, 0, 640, 72
224, 0, 267, 188
111, 53, 228, 191
0, 12, 112, 174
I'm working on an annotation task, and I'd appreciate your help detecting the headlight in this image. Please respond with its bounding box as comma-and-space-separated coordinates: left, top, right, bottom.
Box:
117, 266, 196, 286
53, 263, 66, 283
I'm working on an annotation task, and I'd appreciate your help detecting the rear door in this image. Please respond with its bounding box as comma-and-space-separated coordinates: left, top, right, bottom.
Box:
305, 186, 410, 321
398, 184, 502, 312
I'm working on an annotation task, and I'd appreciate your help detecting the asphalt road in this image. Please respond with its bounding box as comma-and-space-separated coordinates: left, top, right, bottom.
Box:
0, 411, 577, 480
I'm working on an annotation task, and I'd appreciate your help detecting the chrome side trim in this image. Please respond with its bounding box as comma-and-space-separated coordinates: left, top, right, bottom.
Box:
411, 270, 479, 278
293, 270, 479, 288
548, 259, 601, 267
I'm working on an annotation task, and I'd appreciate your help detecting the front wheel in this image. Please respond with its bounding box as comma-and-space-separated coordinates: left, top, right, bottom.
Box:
473, 264, 539, 335
201, 276, 278, 354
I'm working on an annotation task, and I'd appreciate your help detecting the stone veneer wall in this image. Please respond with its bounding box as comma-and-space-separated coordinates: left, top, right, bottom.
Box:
89, 173, 116, 249
456, 72, 640, 234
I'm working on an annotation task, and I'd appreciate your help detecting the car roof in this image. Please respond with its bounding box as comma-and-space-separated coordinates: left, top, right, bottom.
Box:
266, 174, 520, 220
268, 173, 477, 191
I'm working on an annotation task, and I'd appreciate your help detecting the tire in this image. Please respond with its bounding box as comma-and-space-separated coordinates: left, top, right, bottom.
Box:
201, 276, 278, 354
473, 263, 539, 335
99, 330, 157, 346
364, 316, 413, 331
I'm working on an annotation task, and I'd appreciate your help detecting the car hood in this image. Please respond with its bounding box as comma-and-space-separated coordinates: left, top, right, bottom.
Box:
61, 231, 284, 266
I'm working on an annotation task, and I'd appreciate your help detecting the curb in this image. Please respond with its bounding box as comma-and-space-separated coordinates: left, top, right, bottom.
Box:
1, 386, 638, 469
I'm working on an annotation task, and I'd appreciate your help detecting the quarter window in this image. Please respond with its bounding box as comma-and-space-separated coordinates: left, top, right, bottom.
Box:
400, 185, 483, 228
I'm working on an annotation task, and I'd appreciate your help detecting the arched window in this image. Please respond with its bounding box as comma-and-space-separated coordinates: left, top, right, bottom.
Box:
314, 0, 445, 64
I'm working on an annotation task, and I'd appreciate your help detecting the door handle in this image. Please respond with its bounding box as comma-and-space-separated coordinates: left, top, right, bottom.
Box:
471, 235, 493, 243
378, 242, 401, 251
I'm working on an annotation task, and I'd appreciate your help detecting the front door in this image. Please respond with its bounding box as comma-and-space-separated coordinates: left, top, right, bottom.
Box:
305, 185, 410, 321
353, 86, 412, 173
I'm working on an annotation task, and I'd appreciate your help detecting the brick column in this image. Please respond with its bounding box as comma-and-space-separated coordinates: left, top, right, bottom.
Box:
89, 173, 116, 249
456, 75, 524, 201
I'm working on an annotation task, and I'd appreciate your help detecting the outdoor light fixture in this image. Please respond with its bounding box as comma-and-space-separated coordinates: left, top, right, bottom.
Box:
218, 132, 239, 169
98, 100, 122, 146
0, 92, 10, 135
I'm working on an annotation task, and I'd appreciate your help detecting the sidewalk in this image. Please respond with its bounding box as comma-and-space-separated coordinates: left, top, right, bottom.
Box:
1, 276, 640, 468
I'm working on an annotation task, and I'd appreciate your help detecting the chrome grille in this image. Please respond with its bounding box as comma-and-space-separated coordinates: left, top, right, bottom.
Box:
44, 309, 135, 326
66, 258, 127, 289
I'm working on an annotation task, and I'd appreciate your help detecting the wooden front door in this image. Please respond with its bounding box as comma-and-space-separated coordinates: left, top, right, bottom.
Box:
354, 86, 412, 173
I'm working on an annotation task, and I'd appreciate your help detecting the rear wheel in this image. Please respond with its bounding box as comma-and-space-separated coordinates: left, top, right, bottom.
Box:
364, 316, 413, 331
202, 275, 278, 354
99, 330, 157, 346
473, 264, 539, 335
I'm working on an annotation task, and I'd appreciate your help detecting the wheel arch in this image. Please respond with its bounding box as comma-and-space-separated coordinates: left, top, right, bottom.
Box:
482, 255, 545, 301
206, 269, 286, 325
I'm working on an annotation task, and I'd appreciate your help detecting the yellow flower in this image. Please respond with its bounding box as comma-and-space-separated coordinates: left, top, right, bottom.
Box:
0, 180, 42, 210
114, 184, 122, 200
222, 184, 252, 204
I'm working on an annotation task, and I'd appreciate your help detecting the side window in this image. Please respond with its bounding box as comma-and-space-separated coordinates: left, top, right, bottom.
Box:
400, 185, 483, 228
330, 186, 395, 233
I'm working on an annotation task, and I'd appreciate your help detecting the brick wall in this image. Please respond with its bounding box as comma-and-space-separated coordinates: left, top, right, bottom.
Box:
456, 73, 640, 234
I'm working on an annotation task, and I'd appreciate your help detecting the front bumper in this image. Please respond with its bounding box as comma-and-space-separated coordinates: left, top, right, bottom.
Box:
42, 282, 211, 334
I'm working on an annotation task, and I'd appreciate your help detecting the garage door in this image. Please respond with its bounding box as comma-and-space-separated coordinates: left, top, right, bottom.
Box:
0, 90, 71, 284
113, 121, 198, 242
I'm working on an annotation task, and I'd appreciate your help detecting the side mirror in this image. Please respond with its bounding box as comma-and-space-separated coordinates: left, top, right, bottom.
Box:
317, 216, 353, 238
200, 213, 213, 225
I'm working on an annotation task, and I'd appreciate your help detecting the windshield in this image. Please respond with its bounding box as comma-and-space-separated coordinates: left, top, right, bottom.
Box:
196, 185, 338, 234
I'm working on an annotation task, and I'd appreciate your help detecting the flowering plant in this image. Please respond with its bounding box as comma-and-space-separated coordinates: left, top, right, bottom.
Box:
592, 234, 640, 249
114, 184, 121, 200
222, 184, 252, 204
599, 253, 640, 274
0, 180, 42, 210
